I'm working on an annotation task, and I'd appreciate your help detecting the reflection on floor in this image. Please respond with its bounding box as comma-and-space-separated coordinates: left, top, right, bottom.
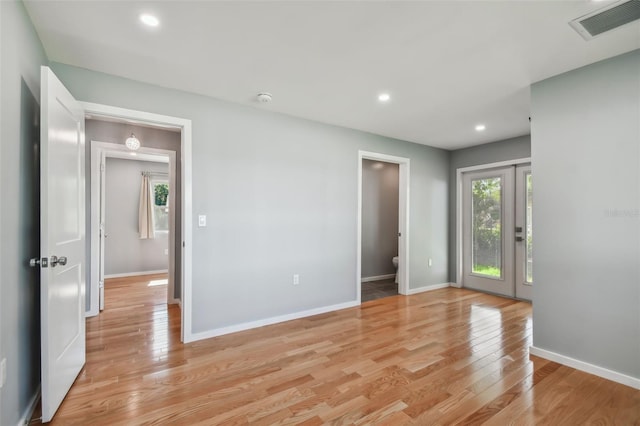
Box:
361, 277, 398, 302
31, 283, 640, 424
30, 273, 180, 425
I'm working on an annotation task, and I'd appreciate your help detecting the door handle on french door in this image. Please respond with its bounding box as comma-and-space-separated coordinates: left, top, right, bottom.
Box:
50, 256, 67, 267
515, 236, 524, 242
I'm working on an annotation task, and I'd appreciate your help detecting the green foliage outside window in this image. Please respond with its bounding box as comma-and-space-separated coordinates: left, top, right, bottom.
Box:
472, 178, 502, 277
153, 182, 169, 232
155, 183, 169, 206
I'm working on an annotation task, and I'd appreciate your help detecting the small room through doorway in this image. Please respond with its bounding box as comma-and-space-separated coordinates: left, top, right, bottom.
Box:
360, 159, 400, 302
103, 156, 170, 304
87, 118, 183, 316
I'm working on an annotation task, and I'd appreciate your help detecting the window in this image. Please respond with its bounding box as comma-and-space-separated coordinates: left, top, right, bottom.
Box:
471, 177, 502, 278
152, 181, 169, 233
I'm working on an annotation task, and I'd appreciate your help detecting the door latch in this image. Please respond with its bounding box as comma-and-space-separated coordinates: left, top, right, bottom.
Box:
29, 257, 48, 268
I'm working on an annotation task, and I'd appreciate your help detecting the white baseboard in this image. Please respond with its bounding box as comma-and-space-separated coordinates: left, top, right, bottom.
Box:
104, 269, 168, 279
17, 386, 40, 425
406, 282, 451, 295
188, 300, 360, 343
530, 346, 640, 390
85, 306, 99, 318
361, 274, 396, 283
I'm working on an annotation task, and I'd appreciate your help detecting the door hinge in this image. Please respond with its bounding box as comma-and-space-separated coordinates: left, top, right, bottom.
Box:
100, 162, 105, 172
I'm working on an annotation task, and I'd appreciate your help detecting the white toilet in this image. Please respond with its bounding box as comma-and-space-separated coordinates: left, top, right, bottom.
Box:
392, 256, 399, 283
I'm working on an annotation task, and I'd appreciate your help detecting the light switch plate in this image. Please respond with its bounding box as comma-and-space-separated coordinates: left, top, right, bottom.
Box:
198, 215, 207, 227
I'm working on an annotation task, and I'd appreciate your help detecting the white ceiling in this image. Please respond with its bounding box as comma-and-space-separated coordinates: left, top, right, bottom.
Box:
24, 1, 640, 150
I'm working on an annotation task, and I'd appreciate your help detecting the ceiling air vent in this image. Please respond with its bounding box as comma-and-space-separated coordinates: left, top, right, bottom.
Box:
569, 0, 640, 40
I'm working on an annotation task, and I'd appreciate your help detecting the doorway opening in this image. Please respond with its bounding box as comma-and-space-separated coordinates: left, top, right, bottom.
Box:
92, 140, 175, 312
360, 159, 400, 302
457, 160, 532, 300
357, 151, 410, 303
82, 102, 194, 343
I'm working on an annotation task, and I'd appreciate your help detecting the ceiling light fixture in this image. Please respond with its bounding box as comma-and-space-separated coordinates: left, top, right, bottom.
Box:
140, 14, 160, 27
475, 124, 486, 132
378, 93, 391, 102
125, 133, 141, 151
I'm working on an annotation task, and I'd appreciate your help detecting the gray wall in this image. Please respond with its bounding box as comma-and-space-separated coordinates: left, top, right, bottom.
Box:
104, 158, 169, 276
448, 135, 531, 281
51, 62, 450, 334
0, 1, 47, 424
361, 160, 399, 278
531, 50, 640, 379
86, 119, 182, 301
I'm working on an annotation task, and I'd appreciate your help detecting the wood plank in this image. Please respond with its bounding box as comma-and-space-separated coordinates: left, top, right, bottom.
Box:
30, 275, 640, 424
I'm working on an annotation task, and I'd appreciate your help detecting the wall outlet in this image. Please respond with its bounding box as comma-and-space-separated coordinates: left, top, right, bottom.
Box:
293, 274, 300, 285
0, 358, 6, 388
428, 258, 433, 267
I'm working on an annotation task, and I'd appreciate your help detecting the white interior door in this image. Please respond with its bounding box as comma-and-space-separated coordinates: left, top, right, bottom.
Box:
39, 66, 86, 423
462, 167, 515, 297
515, 165, 533, 300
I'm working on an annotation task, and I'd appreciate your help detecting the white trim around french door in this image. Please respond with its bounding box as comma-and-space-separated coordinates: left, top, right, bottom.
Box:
459, 160, 533, 300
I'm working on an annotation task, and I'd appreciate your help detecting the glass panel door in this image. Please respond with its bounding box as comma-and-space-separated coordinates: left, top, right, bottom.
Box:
462, 167, 515, 297
471, 177, 503, 279
515, 165, 533, 300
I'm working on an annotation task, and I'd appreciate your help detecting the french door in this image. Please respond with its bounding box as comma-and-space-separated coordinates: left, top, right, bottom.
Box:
462, 164, 532, 300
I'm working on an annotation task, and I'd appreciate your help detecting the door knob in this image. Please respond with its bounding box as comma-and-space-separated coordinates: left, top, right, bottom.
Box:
50, 256, 67, 267
515, 236, 524, 242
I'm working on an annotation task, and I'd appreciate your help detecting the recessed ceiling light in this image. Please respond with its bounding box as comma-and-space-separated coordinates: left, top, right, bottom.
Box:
378, 93, 390, 102
140, 14, 160, 27
475, 124, 486, 132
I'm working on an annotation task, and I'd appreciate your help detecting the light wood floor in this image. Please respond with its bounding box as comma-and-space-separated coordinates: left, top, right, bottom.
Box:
34, 275, 639, 425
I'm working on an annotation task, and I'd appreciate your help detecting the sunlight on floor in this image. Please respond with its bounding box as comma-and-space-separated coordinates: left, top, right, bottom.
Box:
148, 278, 168, 287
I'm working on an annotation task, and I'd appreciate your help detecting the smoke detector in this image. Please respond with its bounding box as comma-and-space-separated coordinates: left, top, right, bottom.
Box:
256, 92, 273, 103
570, 0, 640, 40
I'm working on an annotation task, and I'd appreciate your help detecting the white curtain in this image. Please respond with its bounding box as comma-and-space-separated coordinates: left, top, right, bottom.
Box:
138, 173, 155, 239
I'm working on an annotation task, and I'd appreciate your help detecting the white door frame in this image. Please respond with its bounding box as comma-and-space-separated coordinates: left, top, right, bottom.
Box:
357, 151, 410, 301
81, 102, 193, 343
90, 142, 176, 314
455, 157, 531, 288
